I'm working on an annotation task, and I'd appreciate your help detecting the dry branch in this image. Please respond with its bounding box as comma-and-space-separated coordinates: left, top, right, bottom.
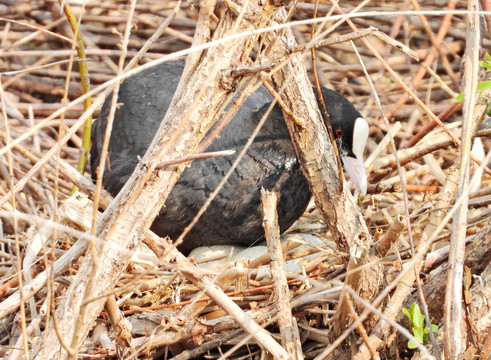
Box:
262, 11, 376, 335
262, 189, 301, 359
31, 1, 294, 358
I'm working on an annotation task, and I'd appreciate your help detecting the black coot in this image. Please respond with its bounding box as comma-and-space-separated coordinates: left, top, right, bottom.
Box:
91, 61, 368, 254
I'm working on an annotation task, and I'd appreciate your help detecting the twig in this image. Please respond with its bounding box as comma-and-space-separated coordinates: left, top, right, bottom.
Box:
352, 34, 442, 359
345, 295, 380, 360
375, 215, 405, 256
262, 189, 301, 359
155, 149, 235, 168
345, 287, 436, 360
177, 260, 290, 359
384, 0, 457, 120
444, 1, 481, 357
1, 58, 87, 76
0, 76, 29, 358
169, 328, 243, 360
173, 91, 277, 248
0, 17, 72, 46
402, 102, 462, 149
59, 0, 93, 180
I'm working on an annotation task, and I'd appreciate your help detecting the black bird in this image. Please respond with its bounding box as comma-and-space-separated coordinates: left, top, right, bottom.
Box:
91, 61, 368, 255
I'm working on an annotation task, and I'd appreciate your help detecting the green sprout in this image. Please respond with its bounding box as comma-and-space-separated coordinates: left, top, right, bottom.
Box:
479, 52, 491, 70
402, 303, 439, 349
453, 52, 491, 117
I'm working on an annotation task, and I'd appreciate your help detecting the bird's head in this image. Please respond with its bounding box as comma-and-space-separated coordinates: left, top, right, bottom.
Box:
318, 88, 369, 196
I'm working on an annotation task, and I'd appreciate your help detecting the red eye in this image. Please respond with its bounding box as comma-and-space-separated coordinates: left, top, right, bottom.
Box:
335, 129, 344, 138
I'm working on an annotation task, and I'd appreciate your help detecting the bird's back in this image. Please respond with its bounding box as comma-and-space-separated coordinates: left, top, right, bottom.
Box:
91, 61, 311, 254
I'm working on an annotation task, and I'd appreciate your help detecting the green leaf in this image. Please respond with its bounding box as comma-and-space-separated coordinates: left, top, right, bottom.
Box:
403, 303, 440, 350
480, 52, 491, 70
408, 330, 424, 349
477, 80, 491, 92
413, 327, 425, 342
402, 307, 412, 322
479, 61, 491, 70
412, 303, 425, 328
453, 81, 491, 103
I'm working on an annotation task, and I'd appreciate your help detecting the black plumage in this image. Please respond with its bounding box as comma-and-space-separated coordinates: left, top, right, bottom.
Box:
91, 61, 366, 254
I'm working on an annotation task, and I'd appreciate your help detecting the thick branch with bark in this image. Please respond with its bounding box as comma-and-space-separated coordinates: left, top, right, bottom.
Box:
32, 1, 286, 358
268, 30, 370, 252
262, 10, 373, 333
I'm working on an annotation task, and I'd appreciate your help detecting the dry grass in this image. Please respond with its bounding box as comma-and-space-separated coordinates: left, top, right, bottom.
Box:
0, 0, 490, 359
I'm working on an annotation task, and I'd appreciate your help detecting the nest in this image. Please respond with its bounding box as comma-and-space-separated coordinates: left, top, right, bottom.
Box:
0, 0, 490, 359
